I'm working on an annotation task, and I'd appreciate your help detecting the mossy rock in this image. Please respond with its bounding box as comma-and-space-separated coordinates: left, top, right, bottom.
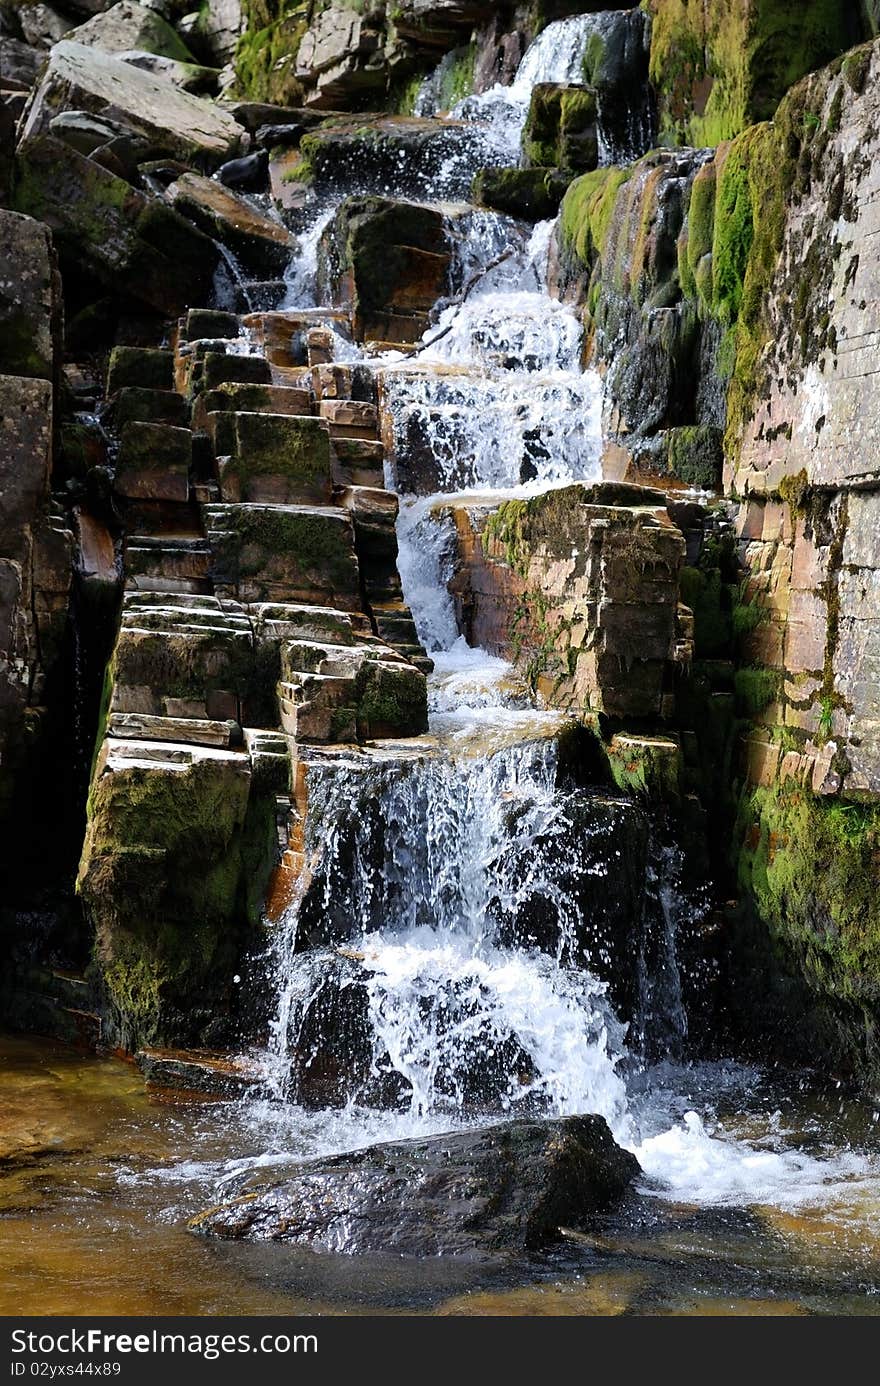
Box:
79, 748, 276, 1048
522, 82, 598, 172
734, 779, 880, 1076
606, 733, 682, 801
665, 425, 724, 489
471, 166, 570, 222
107, 346, 174, 393
647, 0, 862, 147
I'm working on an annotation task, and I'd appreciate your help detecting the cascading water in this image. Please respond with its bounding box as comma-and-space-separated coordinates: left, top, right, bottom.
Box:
242, 7, 877, 1224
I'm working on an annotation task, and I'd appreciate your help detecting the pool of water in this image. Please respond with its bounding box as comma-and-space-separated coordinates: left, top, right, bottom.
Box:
3, 1032, 879, 1316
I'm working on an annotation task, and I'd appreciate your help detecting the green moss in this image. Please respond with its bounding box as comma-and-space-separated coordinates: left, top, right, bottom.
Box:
440, 42, 477, 110
648, 0, 858, 147
233, 0, 308, 103
731, 598, 765, 640
558, 165, 632, 272
734, 666, 780, 716
735, 780, 880, 1056
841, 46, 871, 93
684, 159, 716, 310
354, 661, 428, 740
472, 166, 569, 221
606, 735, 682, 801
666, 424, 723, 488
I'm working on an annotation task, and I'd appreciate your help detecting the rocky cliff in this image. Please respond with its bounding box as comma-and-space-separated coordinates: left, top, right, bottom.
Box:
2, 0, 879, 1080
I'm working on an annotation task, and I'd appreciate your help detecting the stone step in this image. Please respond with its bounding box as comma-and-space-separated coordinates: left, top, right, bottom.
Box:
331, 436, 386, 487
103, 738, 249, 773
136, 1047, 262, 1098
112, 387, 189, 430
249, 601, 374, 644
211, 411, 333, 505
115, 420, 192, 503
125, 573, 214, 595
318, 399, 379, 435
108, 712, 240, 748
117, 498, 205, 537
195, 383, 313, 428
278, 674, 358, 742
183, 308, 241, 341
123, 590, 236, 614
107, 345, 175, 394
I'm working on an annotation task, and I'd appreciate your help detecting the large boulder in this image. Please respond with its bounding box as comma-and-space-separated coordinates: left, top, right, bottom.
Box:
0, 209, 60, 381
190, 1115, 640, 1255
65, 1, 198, 62
317, 195, 450, 344
19, 41, 245, 167
14, 135, 219, 315
446, 483, 688, 719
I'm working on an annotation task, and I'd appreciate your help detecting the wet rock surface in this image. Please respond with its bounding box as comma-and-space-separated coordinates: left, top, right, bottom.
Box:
190, 1115, 640, 1256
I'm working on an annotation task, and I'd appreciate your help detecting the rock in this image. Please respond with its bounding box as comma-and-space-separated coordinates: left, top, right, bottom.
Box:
0, 104, 13, 205
556, 149, 713, 440
185, 0, 241, 67
189, 1115, 640, 1255
14, 135, 219, 315
581, 5, 653, 160
522, 83, 598, 173
0, 375, 53, 547
647, 0, 863, 145
294, 5, 387, 108
0, 36, 45, 87
317, 196, 450, 344
114, 51, 220, 93
221, 101, 320, 134
110, 385, 188, 428
47, 108, 152, 167
165, 170, 293, 274
114, 420, 192, 501
0, 210, 59, 381
77, 739, 273, 1048
472, 166, 569, 222
107, 345, 174, 392
16, 2, 69, 48
216, 149, 267, 190
214, 412, 333, 505
204, 503, 362, 608
294, 113, 501, 202
65, 1, 198, 61
184, 308, 240, 339
20, 41, 245, 167
445, 483, 686, 719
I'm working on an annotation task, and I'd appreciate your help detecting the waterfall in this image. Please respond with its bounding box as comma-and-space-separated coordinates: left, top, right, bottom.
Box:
237, 5, 879, 1224
452, 11, 654, 165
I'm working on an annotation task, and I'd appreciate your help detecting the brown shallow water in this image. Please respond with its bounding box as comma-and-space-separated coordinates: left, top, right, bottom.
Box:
2, 1032, 880, 1316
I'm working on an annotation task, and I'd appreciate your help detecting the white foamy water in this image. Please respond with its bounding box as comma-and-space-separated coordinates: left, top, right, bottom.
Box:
226, 12, 880, 1230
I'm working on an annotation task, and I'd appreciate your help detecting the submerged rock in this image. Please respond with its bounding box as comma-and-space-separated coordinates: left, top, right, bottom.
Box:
190, 1115, 640, 1256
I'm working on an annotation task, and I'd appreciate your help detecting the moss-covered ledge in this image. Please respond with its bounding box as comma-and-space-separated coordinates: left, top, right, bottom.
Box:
77, 741, 278, 1050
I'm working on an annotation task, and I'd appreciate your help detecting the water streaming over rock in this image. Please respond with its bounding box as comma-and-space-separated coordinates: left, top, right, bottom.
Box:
244, 8, 876, 1220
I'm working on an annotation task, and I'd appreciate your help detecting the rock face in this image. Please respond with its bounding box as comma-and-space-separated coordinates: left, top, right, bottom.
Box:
446, 482, 691, 720
74, 306, 428, 1047
190, 1115, 640, 1255
318, 196, 450, 344
0, 210, 72, 908
645, 0, 864, 145
20, 42, 244, 166
556, 29, 880, 1076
